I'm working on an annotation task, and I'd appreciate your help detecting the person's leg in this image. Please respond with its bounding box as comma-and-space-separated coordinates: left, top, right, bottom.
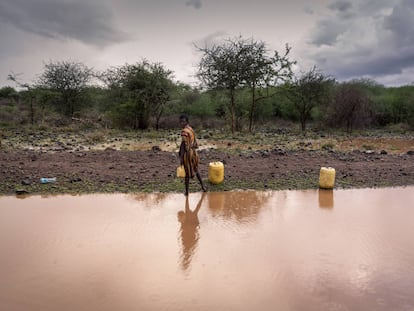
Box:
183, 160, 190, 196
184, 176, 189, 196
196, 171, 207, 192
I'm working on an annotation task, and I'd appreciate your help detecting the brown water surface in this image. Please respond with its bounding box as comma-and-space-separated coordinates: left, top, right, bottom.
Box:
1, 187, 414, 311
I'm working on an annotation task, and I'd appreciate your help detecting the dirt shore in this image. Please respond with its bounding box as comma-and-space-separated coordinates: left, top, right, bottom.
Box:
1, 141, 414, 195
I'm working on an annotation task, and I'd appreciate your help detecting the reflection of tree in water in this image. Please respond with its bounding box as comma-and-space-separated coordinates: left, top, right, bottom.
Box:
207, 191, 271, 222
128, 192, 169, 208
177, 193, 206, 271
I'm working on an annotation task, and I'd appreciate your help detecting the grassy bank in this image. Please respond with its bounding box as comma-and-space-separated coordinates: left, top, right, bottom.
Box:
1, 125, 413, 196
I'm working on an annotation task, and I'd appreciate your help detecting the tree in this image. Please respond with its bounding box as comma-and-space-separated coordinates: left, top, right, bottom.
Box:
243, 42, 295, 132
328, 81, 372, 132
389, 86, 414, 125
38, 61, 93, 117
7, 73, 35, 125
7, 73, 59, 125
284, 67, 334, 132
197, 36, 295, 133
147, 63, 174, 130
196, 37, 246, 134
102, 61, 174, 130
0, 86, 19, 100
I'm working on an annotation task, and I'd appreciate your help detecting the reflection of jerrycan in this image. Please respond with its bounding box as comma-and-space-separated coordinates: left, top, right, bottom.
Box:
208, 162, 224, 184
177, 166, 185, 178
319, 167, 335, 189
318, 189, 334, 208
207, 192, 225, 214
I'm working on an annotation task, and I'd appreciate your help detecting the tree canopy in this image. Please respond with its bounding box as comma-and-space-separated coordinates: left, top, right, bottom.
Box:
196, 36, 295, 133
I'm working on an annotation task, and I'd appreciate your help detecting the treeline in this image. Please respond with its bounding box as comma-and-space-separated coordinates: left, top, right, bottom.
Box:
1, 36, 413, 132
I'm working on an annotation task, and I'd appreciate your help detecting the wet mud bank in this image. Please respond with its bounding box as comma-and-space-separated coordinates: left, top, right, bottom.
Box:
1, 147, 414, 195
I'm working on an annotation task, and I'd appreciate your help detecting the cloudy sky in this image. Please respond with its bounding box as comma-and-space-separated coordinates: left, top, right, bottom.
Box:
1, 0, 414, 88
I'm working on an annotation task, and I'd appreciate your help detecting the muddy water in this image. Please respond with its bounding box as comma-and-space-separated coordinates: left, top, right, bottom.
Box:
1, 187, 414, 311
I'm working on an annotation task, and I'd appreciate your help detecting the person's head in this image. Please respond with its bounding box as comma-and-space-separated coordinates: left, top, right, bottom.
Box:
177, 210, 186, 223
179, 114, 189, 128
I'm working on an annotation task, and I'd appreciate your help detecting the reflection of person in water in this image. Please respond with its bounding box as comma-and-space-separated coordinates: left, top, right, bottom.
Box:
177, 192, 206, 271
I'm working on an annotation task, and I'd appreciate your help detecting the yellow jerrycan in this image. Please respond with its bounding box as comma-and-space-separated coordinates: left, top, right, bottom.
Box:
319, 167, 336, 189
208, 161, 224, 185
176, 165, 185, 178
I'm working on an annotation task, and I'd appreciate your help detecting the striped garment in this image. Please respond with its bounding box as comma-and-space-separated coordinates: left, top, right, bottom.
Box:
180, 125, 199, 178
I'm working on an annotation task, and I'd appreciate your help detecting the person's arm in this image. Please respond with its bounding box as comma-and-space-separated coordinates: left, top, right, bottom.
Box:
179, 130, 189, 165
179, 140, 185, 165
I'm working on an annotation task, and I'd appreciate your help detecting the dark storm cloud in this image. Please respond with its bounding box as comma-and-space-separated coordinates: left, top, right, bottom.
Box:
328, 0, 354, 19
357, 0, 393, 14
304, 6, 314, 15
328, 0, 352, 12
308, 0, 353, 46
383, 0, 414, 45
308, 19, 347, 46
325, 50, 414, 78
186, 0, 202, 9
307, 0, 414, 82
0, 0, 130, 47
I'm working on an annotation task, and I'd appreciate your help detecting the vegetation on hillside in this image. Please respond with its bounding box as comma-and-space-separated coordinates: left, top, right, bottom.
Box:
1, 36, 413, 133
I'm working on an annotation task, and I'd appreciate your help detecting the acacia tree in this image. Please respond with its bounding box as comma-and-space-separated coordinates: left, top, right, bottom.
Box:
147, 63, 174, 130
329, 81, 372, 132
7, 73, 35, 124
0, 86, 19, 101
284, 67, 334, 131
7, 73, 59, 125
243, 42, 295, 132
103, 61, 174, 129
38, 61, 93, 117
197, 38, 244, 134
197, 36, 295, 133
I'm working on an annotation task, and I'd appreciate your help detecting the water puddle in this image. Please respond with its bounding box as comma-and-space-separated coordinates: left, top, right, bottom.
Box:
1, 187, 414, 311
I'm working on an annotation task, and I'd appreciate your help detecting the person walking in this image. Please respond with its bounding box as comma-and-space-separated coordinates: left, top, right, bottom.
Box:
178, 114, 207, 196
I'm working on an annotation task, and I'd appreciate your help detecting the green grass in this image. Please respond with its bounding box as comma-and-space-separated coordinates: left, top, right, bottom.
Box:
2, 170, 411, 197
